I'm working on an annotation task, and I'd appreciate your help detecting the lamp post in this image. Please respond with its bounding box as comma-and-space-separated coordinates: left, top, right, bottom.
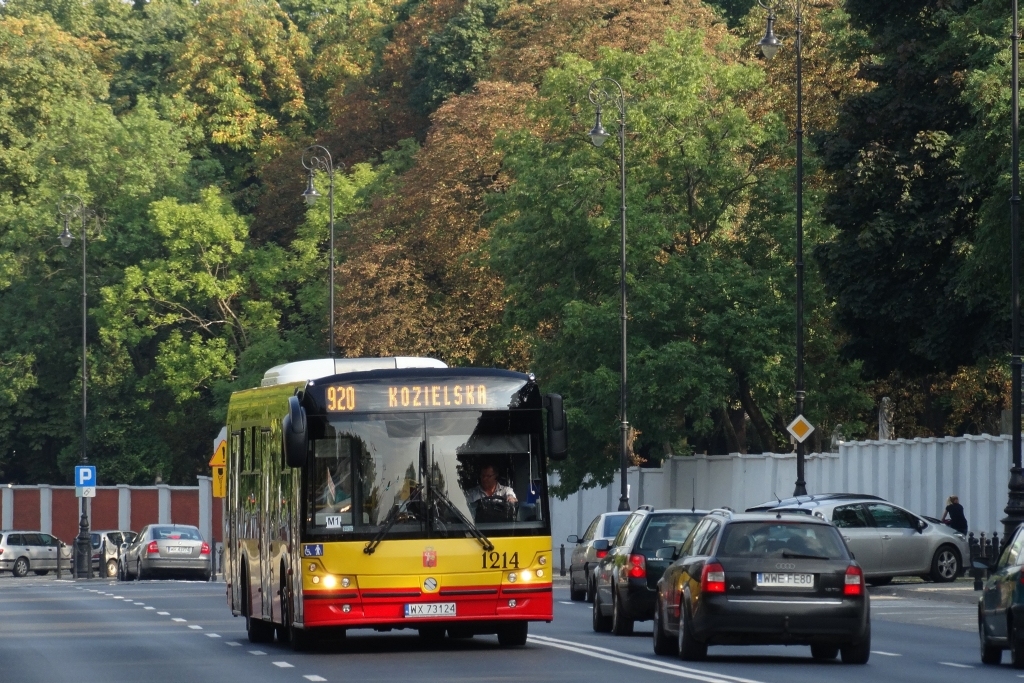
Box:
759, 0, 808, 496
58, 193, 95, 579
1004, 0, 1024, 543
587, 78, 631, 512
301, 146, 344, 358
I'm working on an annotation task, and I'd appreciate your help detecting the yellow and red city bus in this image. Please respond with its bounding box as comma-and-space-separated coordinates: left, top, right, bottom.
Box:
224, 357, 567, 650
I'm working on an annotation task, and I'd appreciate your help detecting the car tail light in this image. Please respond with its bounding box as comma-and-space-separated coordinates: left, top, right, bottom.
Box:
200, 542, 210, 555
628, 554, 646, 579
0, 547, 4, 555
701, 562, 726, 594
595, 549, 608, 559
147, 541, 159, 555
844, 565, 864, 596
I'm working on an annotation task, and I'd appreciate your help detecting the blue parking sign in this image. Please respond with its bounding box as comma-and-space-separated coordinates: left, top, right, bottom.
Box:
74, 465, 96, 487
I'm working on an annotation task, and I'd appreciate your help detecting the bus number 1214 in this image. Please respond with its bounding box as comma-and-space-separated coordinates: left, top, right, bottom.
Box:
482, 551, 519, 569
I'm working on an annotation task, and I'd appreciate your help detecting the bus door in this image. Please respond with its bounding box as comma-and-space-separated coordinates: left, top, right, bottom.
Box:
228, 430, 242, 613
261, 427, 275, 622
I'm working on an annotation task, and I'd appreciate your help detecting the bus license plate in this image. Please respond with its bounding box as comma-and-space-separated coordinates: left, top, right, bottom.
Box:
756, 573, 814, 588
404, 602, 456, 618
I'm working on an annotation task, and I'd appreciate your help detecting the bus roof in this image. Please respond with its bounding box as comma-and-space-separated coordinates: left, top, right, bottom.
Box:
261, 357, 447, 387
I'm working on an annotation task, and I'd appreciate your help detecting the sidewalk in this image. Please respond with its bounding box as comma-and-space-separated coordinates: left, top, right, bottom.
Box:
870, 577, 982, 606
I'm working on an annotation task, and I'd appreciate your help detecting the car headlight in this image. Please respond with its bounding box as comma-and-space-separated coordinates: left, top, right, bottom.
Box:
955, 533, 966, 540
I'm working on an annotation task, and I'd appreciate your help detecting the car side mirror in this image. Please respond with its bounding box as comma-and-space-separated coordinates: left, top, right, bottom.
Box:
593, 539, 610, 552
567, 535, 580, 544
916, 519, 926, 533
655, 546, 676, 561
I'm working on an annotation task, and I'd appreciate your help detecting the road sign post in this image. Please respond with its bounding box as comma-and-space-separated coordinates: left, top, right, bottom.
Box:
211, 432, 226, 499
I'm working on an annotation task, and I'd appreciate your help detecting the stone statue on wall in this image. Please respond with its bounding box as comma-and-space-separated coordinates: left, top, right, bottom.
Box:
878, 397, 894, 441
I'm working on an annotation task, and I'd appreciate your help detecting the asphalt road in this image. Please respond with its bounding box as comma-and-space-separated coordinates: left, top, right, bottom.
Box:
0, 575, 1015, 683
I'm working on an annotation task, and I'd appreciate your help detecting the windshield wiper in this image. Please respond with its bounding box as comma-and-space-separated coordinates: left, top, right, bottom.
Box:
432, 489, 494, 551
364, 498, 418, 555
781, 551, 831, 560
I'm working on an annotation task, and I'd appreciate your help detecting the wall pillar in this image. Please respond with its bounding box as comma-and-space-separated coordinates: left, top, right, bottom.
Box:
198, 476, 212, 544
157, 485, 171, 524
39, 485, 52, 534
1, 486, 12, 530
118, 485, 131, 531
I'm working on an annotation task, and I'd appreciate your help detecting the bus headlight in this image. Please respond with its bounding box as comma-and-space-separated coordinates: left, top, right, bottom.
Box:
508, 572, 517, 583
538, 556, 547, 565
521, 570, 533, 581
324, 575, 337, 589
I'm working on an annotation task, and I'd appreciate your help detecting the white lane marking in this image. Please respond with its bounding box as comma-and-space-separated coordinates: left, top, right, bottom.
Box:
134, 602, 145, 605
172, 618, 187, 622
206, 634, 221, 638
559, 601, 576, 605
939, 662, 973, 669
157, 612, 169, 615
226, 642, 242, 647
304, 677, 327, 682
871, 651, 901, 657
188, 625, 203, 630
113, 595, 123, 599
273, 662, 294, 668
144, 607, 155, 610
528, 635, 766, 683
249, 650, 266, 656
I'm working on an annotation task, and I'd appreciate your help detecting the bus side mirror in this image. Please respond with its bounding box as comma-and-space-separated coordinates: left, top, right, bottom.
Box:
283, 395, 308, 468
544, 393, 568, 461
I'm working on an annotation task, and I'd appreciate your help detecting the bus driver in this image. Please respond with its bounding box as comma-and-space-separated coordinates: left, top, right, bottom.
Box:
465, 464, 517, 520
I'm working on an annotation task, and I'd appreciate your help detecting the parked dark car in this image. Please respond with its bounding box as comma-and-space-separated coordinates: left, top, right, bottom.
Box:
980, 523, 1024, 666
567, 512, 630, 602
592, 507, 706, 635
652, 509, 870, 664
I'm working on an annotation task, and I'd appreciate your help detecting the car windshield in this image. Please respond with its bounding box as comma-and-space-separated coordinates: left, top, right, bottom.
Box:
639, 514, 702, 551
308, 411, 546, 540
718, 522, 848, 560
152, 527, 201, 541
602, 514, 629, 539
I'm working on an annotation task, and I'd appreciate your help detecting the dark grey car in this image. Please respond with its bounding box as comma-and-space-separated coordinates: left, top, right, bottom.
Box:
568, 512, 631, 602
121, 524, 212, 581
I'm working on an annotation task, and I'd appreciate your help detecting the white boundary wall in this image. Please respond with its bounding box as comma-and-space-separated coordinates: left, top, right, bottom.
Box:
549, 434, 1012, 553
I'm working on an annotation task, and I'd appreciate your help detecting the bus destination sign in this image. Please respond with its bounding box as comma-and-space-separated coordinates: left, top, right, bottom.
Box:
321, 378, 529, 413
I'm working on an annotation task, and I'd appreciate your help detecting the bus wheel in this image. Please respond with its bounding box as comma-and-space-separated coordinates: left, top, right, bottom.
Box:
419, 626, 446, 644
498, 622, 528, 647
244, 577, 275, 643
290, 626, 318, 652
276, 574, 291, 644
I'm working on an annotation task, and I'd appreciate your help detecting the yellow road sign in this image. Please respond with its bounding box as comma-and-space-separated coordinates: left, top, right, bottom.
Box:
212, 466, 226, 498
786, 415, 815, 443
209, 440, 226, 467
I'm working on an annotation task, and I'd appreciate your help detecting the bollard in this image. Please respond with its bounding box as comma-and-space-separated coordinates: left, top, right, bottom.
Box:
560, 544, 566, 577
969, 532, 983, 591
56, 544, 63, 580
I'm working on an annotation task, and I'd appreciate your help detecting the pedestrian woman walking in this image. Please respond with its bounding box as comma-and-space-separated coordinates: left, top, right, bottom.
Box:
942, 495, 969, 534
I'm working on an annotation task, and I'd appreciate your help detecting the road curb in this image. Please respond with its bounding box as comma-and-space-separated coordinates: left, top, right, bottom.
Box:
871, 579, 981, 606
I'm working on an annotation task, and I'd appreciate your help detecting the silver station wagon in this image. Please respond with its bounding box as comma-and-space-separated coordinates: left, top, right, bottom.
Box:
0, 531, 71, 577
768, 498, 969, 583
121, 524, 212, 581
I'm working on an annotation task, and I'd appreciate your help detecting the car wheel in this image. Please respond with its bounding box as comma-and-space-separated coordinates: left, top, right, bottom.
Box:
981, 616, 1002, 665
33, 570, 49, 576
136, 559, 144, 581
13, 557, 29, 578
929, 545, 960, 583
586, 574, 596, 603
497, 622, 528, 647
1012, 620, 1024, 669
106, 559, 118, 578
611, 589, 634, 635
652, 597, 677, 656
866, 576, 892, 587
811, 644, 839, 660
677, 601, 707, 661
570, 573, 587, 601
592, 587, 612, 632
840, 624, 871, 664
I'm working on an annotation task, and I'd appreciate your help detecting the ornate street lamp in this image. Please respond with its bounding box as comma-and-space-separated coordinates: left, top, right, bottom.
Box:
301, 146, 345, 358
759, 0, 808, 496
587, 78, 631, 512
1004, 0, 1024, 543
58, 193, 96, 579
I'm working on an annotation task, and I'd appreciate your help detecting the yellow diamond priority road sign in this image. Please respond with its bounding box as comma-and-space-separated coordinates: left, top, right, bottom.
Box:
786, 415, 815, 443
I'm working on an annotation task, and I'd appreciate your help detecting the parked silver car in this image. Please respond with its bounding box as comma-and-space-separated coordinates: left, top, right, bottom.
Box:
771, 498, 969, 583
91, 530, 137, 577
0, 531, 71, 577
567, 511, 631, 602
121, 524, 212, 581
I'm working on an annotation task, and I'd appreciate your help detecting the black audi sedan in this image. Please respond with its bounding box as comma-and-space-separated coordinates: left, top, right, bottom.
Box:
591, 507, 706, 635
652, 510, 870, 664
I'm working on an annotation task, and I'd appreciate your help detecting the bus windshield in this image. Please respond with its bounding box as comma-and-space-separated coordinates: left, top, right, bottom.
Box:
308, 410, 546, 540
